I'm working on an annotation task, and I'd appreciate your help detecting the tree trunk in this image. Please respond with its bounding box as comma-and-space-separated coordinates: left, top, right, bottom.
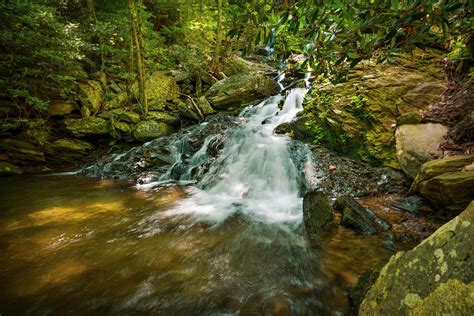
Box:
213, 0, 222, 72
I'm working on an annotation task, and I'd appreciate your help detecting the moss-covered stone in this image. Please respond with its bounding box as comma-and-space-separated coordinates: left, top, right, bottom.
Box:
142, 71, 180, 104
147, 111, 179, 125
196, 96, 215, 115
0, 161, 23, 175
302, 50, 445, 167
0, 138, 45, 164
64, 117, 109, 137
302, 191, 333, 237
206, 73, 280, 110
103, 92, 128, 110
48, 100, 76, 116
45, 139, 94, 163
79, 80, 103, 116
359, 202, 474, 315
111, 109, 141, 123
418, 171, 474, 213
397, 112, 422, 126
133, 120, 174, 142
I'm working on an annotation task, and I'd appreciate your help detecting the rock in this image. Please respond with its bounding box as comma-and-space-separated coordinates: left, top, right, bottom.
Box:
0, 139, 45, 164
274, 123, 292, 135
418, 171, 474, 214
110, 119, 132, 133
196, 96, 215, 115
45, 139, 94, 163
411, 154, 474, 191
48, 100, 76, 116
143, 71, 180, 104
333, 196, 390, 235
79, 80, 103, 116
359, 202, 474, 315
350, 268, 380, 313
0, 161, 23, 175
133, 120, 174, 142
396, 112, 422, 126
64, 117, 109, 137
147, 111, 179, 125
391, 196, 426, 214
20, 119, 50, 145
302, 191, 333, 237
206, 73, 280, 110
111, 109, 141, 123
170, 70, 191, 83
103, 92, 128, 110
175, 99, 203, 121
302, 50, 445, 167
395, 123, 448, 178
411, 155, 474, 213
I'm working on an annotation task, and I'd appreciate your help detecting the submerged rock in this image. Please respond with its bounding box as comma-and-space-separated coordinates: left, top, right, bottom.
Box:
411, 155, 474, 213
333, 196, 390, 235
206, 73, 280, 110
64, 117, 109, 137
133, 120, 174, 142
395, 123, 448, 178
302, 191, 333, 237
359, 201, 474, 315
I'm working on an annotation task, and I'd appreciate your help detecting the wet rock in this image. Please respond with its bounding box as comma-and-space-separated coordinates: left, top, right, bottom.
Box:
395, 123, 448, 178
206, 73, 280, 110
411, 155, 474, 214
79, 80, 103, 116
274, 122, 291, 135
0, 138, 45, 165
333, 196, 390, 235
349, 268, 380, 313
45, 139, 94, 163
147, 111, 179, 125
133, 120, 174, 142
48, 100, 76, 116
303, 191, 333, 237
391, 196, 426, 214
0, 161, 23, 175
359, 202, 474, 315
64, 117, 109, 137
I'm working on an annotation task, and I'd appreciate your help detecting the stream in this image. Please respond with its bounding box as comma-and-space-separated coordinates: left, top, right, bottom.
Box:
0, 87, 402, 315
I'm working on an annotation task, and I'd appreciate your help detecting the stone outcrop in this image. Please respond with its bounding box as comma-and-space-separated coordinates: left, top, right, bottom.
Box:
411, 155, 474, 213
79, 80, 103, 116
359, 202, 474, 315
133, 120, 174, 142
206, 73, 280, 110
64, 117, 109, 137
45, 139, 94, 163
395, 123, 448, 178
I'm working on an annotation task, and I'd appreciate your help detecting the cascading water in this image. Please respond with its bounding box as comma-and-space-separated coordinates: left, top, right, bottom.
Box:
159, 88, 310, 225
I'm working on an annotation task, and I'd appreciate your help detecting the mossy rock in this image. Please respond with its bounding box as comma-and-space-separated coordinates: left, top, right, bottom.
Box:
196, 96, 215, 115
0, 161, 23, 175
302, 191, 333, 237
45, 139, 94, 163
0, 138, 45, 164
48, 100, 77, 116
141, 71, 180, 103
418, 171, 474, 214
111, 109, 141, 123
302, 50, 445, 167
206, 73, 280, 110
359, 202, 474, 315
103, 92, 128, 111
147, 111, 179, 125
133, 120, 174, 142
79, 80, 103, 116
397, 112, 422, 126
64, 117, 109, 137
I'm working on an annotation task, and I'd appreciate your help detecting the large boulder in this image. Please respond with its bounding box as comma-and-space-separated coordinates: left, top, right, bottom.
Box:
302, 191, 333, 237
205, 73, 280, 110
45, 139, 94, 163
395, 123, 448, 178
142, 71, 180, 109
79, 80, 103, 116
411, 155, 474, 213
333, 196, 390, 235
359, 202, 474, 315
301, 50, 445, 168
103, 92, 128, 111
133, 120, 174, 142
64, 117, 109, 137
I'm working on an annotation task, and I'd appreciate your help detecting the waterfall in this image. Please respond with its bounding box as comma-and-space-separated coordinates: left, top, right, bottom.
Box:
157, 88, 310, 225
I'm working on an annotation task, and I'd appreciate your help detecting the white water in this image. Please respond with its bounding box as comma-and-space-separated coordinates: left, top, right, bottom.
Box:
160, 88, 310, 225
